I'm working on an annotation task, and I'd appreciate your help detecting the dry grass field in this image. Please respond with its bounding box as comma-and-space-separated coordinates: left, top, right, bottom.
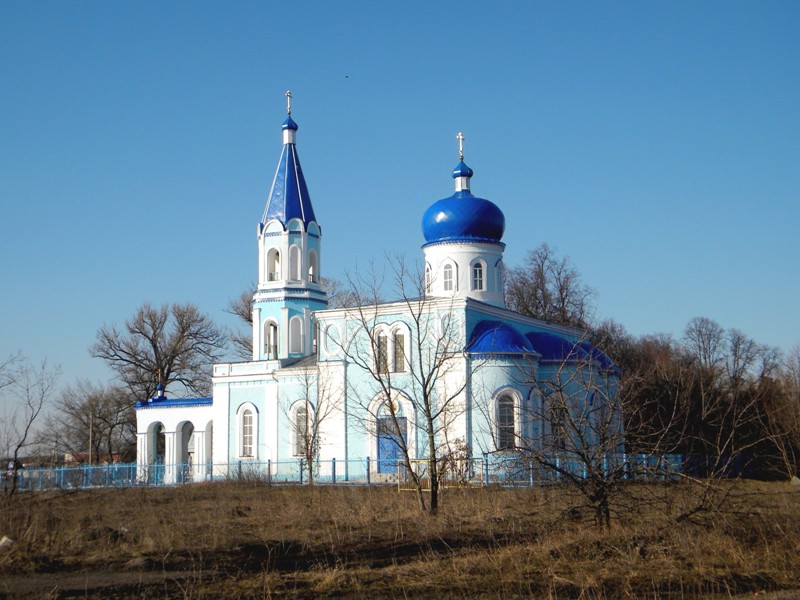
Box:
1, 481, 799, 598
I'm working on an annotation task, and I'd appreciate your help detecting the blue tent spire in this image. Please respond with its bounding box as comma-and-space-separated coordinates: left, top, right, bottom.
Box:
261, 91, 317, 227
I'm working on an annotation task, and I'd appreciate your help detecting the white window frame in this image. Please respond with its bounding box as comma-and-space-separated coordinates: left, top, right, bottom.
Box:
443, 263, 454, 291
373, 323, 411, 374
494, 389, 520, 451
267, 248, 281, 282
471, 260, 485, 291
289, 244, 302, 281
264, 320, 279, 359
424, 264, 432, 294
308, 249, 318, 283
392, 329, 406, 373
237, 403, 258, 459
289, 316, 303, 354
292, 403, 312, 457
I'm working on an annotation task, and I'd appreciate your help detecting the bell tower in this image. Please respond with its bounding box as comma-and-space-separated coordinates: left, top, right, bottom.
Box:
252, 92, 327, 361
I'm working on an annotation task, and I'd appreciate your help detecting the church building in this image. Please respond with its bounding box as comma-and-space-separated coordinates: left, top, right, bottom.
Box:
135, 95, 621, 484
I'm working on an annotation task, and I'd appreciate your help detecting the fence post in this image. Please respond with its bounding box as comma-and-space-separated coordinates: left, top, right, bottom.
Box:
299, 459, 304, 485
331, 457, 336, 484
483, 452, 489, 487
529, 461, 534, 488
366, 457, 371, 486
267, 459, 272, 485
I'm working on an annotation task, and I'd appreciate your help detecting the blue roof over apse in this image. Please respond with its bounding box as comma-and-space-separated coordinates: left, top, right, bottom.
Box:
466, 320, 537, 354
578, 341, 621, 375
261, 120, 316, 227
524, 332, 589, 362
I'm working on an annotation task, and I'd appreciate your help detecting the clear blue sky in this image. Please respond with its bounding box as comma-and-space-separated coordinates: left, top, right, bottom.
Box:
1, 2, 798, 392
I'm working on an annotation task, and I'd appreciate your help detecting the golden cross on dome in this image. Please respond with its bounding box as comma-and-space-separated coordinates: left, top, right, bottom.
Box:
285, 90, 292, 115
456, 131, 464, 161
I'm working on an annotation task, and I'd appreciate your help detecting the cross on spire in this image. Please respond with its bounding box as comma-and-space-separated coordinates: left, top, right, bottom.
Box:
456, 131, 464, 161
286, 90, 292, 115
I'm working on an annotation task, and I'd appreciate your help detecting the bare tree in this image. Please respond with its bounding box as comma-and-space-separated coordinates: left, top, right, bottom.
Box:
92, 302, 227, 401
281, 364, 340, 485
41, 381, 136, 464
474, 337, 629, 528
785, 345, 800, 403
226, 285, 256, 360
332, 257, 470, 514
1, 358, 60, 496
505, 243, 595, 328
322, 276, 359, 309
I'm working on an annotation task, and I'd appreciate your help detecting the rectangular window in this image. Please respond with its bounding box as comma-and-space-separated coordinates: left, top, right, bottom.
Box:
241, 411, 253, 457
393, 334, 405, 372
377, 335, 389, 374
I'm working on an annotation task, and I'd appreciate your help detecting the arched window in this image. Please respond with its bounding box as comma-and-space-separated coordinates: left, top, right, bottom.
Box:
308, 250, 318, 283
373, 325, 410, 374
472, 261, 484, 291
289, 245, 302, 281
289, 316, 303, 354
497, 394, 516, 450
264, 321, 279, 359
376, 333, 389, 373
241, 409, 254, 457
425, 264, 432, 294
294, 404, 309, 456
267, 248, 281, 281
311, 320, 318, 354
443, 264, 454, 291
393, 332, 406, 372
496, 259, 505, 291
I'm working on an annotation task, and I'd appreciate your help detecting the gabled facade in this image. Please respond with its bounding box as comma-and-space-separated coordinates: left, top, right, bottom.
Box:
135, 99, 622, 483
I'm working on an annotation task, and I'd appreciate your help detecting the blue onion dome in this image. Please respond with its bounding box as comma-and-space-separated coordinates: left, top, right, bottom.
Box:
452, 160, 473, 178
422, 161, 505, 245
282, 116, 298, 131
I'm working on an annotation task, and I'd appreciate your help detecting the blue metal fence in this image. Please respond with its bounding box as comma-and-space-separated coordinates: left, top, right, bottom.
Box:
5, 453, 684, 492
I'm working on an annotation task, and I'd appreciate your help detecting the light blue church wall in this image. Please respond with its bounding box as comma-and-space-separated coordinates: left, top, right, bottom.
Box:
227, 384, 269, 462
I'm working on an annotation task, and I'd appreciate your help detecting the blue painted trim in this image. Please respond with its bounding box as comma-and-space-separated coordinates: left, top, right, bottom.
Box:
253, 292, 328, 301
422, 239, 506, 249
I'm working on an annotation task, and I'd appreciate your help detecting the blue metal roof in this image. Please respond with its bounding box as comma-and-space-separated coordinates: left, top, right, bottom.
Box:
261, 119, 316, 227
466, 320, 537, 355
135, 396, 212, 410
524, 333, 620, 373
525, 332, 588, 362
452, 160, 474, 178
422, 191, 505, 244
578, 341, 621, 374
421, 161, 505, 245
